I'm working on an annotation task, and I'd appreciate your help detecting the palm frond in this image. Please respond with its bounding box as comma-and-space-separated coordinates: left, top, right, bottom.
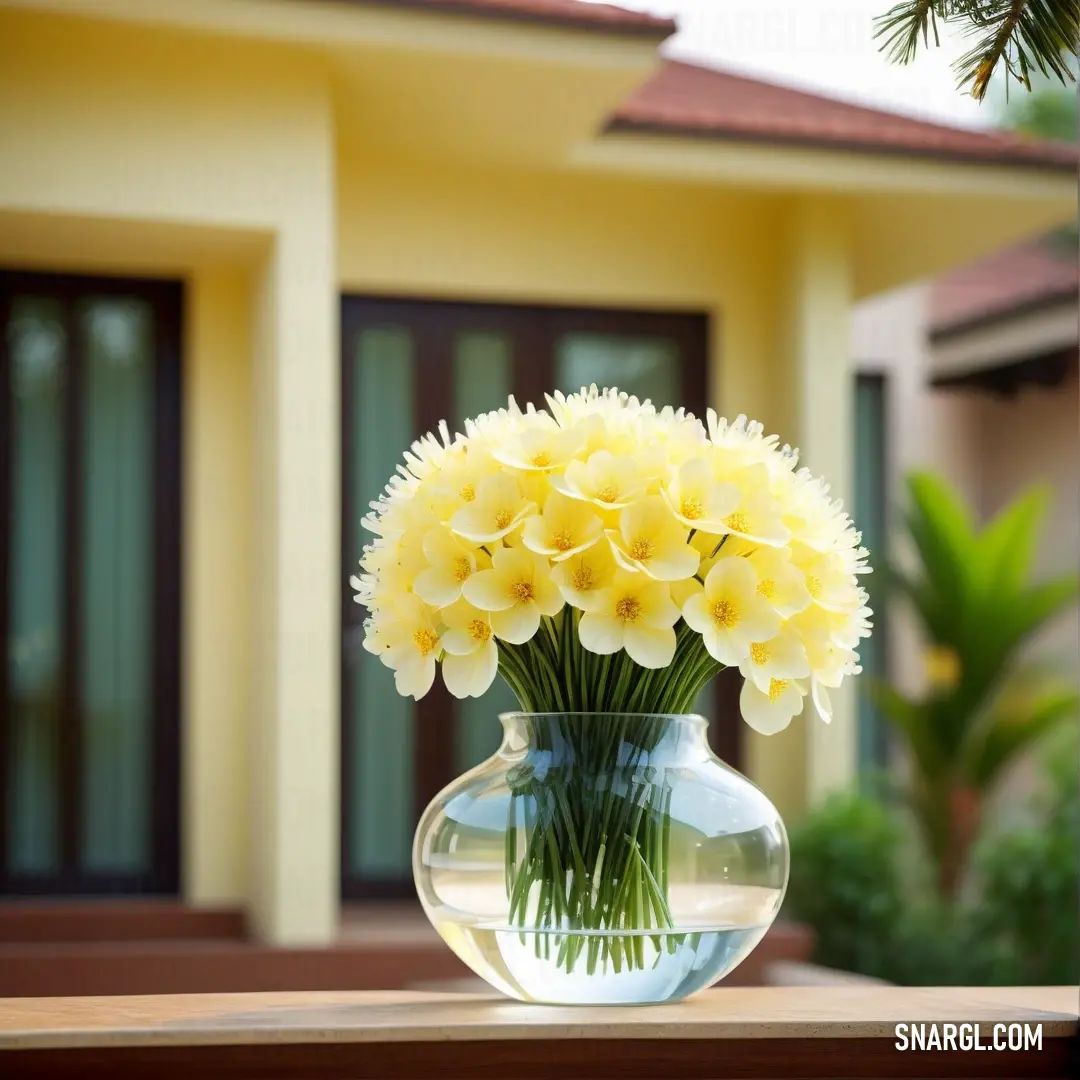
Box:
875, 0, 1079, 101
874, 0, 943, 65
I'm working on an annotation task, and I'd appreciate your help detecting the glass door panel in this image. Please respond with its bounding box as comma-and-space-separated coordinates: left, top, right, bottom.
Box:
556, 333, 681, 407
1, 272, 181, 896
451, 330, 517, 773
5, 297, 66, 875
79, 298, 154, 874
344, 326, 417, 882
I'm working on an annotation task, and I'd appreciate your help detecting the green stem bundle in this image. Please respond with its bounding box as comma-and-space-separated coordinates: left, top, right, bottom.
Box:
498, 611, 725, 975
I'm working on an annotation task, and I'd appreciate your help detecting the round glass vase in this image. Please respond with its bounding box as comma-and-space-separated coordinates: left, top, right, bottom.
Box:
413, 712, 789, 1006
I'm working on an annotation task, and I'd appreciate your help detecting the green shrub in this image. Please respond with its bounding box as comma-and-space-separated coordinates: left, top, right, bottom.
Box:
784, 754, 1079, 986
963, 746, 1079, 986
782, 792, 907, 981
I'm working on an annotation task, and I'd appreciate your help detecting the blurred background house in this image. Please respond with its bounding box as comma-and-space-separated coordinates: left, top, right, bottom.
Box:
0, 0, 1074, 995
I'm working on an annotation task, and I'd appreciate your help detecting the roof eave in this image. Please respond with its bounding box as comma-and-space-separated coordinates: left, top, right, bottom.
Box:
602, 117, 1079, 174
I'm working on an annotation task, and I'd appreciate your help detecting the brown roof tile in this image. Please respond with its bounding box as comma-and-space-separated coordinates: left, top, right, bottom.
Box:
362, 0, 675, 35
930, 236, 1079, 335
612, 60, 1079, 170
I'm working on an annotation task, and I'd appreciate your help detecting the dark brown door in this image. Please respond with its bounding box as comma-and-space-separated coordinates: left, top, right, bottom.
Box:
0, 270, 182, 896
340, 296, 738, 897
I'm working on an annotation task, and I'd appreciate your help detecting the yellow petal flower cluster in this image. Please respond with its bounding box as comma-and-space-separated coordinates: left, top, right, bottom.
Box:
353, 387, 872, 735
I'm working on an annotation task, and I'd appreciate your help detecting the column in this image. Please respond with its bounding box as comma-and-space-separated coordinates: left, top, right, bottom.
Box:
250, 220, 339, 945
790, 196, 858, 807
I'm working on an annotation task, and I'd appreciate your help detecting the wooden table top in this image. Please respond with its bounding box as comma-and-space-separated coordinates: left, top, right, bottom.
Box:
0, 986, 1075, 1048
2, 987, 1076, 1079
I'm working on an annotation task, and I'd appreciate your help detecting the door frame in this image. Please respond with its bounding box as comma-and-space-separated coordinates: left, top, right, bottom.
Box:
0, 269, 183, 897
340, 294, 739, 898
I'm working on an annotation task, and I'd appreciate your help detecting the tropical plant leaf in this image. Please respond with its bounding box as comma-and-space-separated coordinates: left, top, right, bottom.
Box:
903, 471, 975, 640
1011, 575, 1080, 644
972, 486, 1048, 597
871, 680, 945, 781
966, 687, 1080, 788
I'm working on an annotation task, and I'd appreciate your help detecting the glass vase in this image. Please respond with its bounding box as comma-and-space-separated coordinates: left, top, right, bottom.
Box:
413, 712, 788, 1005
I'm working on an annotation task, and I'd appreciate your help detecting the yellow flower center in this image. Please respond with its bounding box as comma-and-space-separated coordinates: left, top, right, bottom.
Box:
680, 497, 703, 521
757, 578, 776, 601
531, 451, 552, 467
494, 509, 513, 530
460, 483, 476, 502
711, 599, 738, 628
571, 565, 594, 591
615, 595, 642, 623
453, 557, 472, 583
412, 627, 439, 657
750, 642, 770, 666
511, 580, 535, 603
767, 678, 788, 702
552, 530, 575, 552
468, 618, 491, 643
596, 484, 620, 503
725, 511, 750, 534
805, 574, 822, 599
629, 537, 654, 562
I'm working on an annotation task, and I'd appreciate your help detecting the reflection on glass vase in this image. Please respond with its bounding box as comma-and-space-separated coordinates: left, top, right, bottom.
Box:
414, 712, 788, 1006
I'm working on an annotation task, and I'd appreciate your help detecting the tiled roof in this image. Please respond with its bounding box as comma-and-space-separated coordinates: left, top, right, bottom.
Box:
367, 0, 675, 35
611, 60, 1079, 171
930, 236, 1079, 336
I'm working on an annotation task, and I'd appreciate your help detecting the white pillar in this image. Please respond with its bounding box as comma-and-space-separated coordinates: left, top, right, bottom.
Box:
250, 220, 339, 945
790, 196, 859, 806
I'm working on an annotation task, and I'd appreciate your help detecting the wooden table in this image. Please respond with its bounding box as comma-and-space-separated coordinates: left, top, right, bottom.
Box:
0, 986, 1076, 1078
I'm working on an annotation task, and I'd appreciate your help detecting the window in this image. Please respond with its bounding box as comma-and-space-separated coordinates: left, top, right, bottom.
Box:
0, 271, 182, 896
341, 297, 736, 895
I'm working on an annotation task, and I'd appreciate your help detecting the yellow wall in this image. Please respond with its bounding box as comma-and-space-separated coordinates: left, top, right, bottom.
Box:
337, 149, 789, 434
185, 266, 255, 905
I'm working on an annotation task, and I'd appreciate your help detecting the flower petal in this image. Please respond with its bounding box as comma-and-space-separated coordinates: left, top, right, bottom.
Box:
491, 603, 541, 645
413, 566, 463, 608
578, 611, 623, 655
443, 641, 499, 699
532, 574, 566, 617
441, 628, 479, 656
462, 569, 514, 611
624, 625, 676, 669
739, 678, 798, 735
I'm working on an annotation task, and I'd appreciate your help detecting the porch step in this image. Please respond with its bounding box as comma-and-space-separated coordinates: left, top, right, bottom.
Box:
0, 901, 245, 945
0, 937, 472, 997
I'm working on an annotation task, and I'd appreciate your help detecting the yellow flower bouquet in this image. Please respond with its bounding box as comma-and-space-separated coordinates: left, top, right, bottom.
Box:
353, 386, 871, 995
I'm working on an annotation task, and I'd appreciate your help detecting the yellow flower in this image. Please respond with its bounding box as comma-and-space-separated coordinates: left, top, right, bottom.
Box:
662, 457, 740, 531
738, 623, 811, 693
925, 644, 961, 690
553, 449, 650, 509
793, 545, 863, 613
490, 412, 582, 472
522, 491, 603, 562
439, 599, 499, 699
551, 540, 618, 612
682, 556, 781, 665
462, 546, 564, 644
608, 495, 699, 581
450, 474, 535, 543
743, 546, 812, 618
367, 596, 441, 700
413, 527, 484, 608
578, 570, 680, 668
719, 464, 790, 547
429, 447, 499, 519
739, 676, 806, 735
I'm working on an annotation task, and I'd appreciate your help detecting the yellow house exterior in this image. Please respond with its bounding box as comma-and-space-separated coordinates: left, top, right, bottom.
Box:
0, 0, 1073, 947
